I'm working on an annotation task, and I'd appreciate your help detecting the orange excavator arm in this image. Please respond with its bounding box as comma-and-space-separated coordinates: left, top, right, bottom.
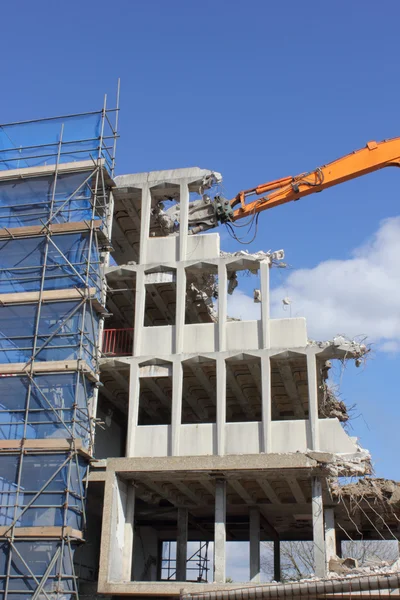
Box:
228, 137, 400, 221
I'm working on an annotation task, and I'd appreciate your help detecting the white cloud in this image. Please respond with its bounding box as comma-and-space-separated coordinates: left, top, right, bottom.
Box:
227, 288, 261, 321
228, 216, 400, 352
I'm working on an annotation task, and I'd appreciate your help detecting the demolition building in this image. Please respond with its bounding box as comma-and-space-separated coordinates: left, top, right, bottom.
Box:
0, 100, 399, 600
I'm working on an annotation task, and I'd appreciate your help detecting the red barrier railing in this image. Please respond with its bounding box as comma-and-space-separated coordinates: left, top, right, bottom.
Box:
102, 328, 134, 356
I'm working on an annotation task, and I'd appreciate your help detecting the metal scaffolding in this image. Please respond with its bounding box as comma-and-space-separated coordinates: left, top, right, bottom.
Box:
0, 91, 118, 600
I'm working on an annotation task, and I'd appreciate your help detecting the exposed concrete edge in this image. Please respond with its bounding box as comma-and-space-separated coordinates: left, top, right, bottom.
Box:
180, 571, 400, 600
97, 572, 400, 598
97, 580, 266, 596
106, 452, 332, 474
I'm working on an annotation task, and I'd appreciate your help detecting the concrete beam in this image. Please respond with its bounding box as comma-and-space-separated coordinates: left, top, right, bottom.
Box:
287, 477, 307, 504
181, 387, 208, 421
229, 480, 256, 505
276, 361, 306, 419
143, 378, 171, 410
257, 479, 281, 505
226, 364, 256, 420
143, 480, 187, 507
173, 481, 204, 506
199, 479, 215, 497
106, 295, 131, 328
189, 363, 216, 402
110, 369, 130, 392
147, 282, 175, 324
109, 452, 323, 474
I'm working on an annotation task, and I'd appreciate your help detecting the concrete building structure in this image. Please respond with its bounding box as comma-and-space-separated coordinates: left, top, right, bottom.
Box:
0, 103, 399, 600
90, 168, 397, 598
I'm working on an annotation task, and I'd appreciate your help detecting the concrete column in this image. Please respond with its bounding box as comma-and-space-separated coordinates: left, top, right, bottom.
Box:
179, 181, 189, 261
216, 356, 226, 456
171, 359, 183, 456
126, 361, 140, 457
122, 482, 135, 581
139, 184, 151, 265
260, 260, 270, 349
218, 262, 227, 352
133, 268, 145, 357
214, 480, 226, 583
274, 539, 281, 582
261, 355, 272, 453
325, 508, 336, 570
312, 477, 326, 578
176, 508, 188, 581
249, 507, 260, 583
307, 351, 320, 451
175, 265, 186, 354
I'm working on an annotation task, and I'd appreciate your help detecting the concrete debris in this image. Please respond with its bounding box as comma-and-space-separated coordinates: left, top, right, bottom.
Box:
151, 171, 223, 235
309, 447, 372, 477
300, 559, 400, 582
199, 171, 223, 194
327, 559, 400, 579
320, 387, 349, 422
151, 203, 177, 234
319, 363, 349, 422
310, 336, 369, 359
332, 477, 400, 507
227, 272, 238, 295
329, 556, 358, 574
220, 248, 285, 262
187, 282, 217, 321
254, 289, 262, 303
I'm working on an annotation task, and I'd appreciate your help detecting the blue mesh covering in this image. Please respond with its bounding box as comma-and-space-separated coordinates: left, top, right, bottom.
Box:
0, 453, 87, 529
0, 112, 103, 170
0, 232, 101, 293
0, 539, 78, 599
0, 301, 99, 366
0, 170, 95, 228
0, 109, 113, 599
0, 373, 92, 446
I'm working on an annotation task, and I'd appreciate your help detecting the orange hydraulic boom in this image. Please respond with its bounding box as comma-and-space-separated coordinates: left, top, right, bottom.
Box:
225, 137, 400, 222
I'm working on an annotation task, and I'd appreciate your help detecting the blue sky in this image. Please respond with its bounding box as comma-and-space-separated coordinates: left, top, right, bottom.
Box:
1, 2, 398, 478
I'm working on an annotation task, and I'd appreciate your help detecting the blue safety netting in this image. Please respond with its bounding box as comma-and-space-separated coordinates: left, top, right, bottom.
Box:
0, 373, 92, 446
0, 453, 87, 529
0, 301, 99, 366
0, 540, 77, 599
0, 170, 97, 228
0, 232, 101, 294
0, 112, 104, 170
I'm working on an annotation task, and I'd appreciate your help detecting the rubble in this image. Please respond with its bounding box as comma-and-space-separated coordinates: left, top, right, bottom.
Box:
329, 556, 358, 574
309, 335, 369, 360
220, 248, 285, 262
332, 477, 400, 508
308, 447, 372, 477
320, 382, 349, 422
